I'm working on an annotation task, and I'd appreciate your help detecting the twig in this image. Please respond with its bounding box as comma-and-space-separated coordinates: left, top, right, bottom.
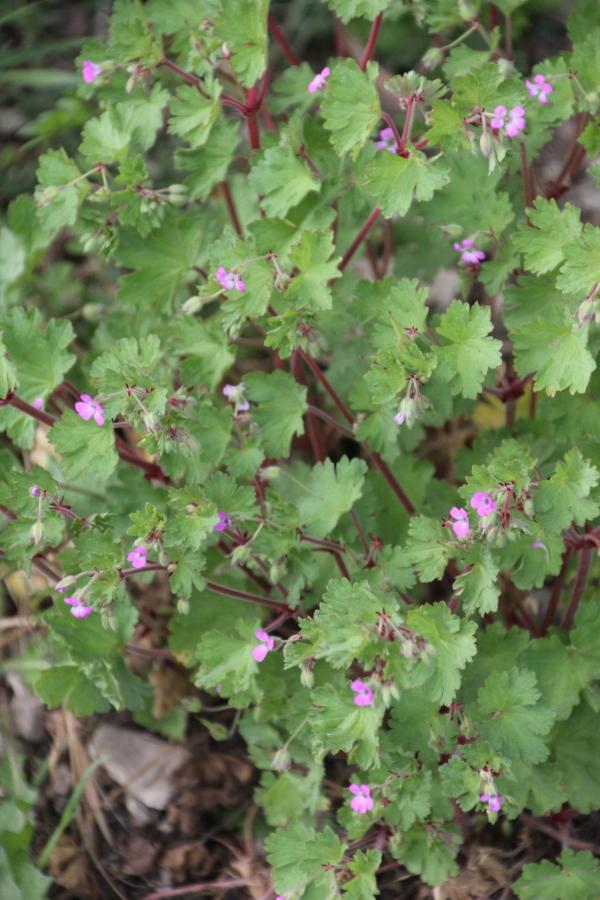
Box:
540, 549, 571, 634
268, 12, 301, 66
141, 879, 249, 900
220, 181, 243, 237
339, 207, 381, 272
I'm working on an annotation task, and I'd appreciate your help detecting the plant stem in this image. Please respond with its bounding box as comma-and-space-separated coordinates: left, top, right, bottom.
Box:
298, 350, 355, 425
519, 142, 535, 208
561, 547, 593, 630
540, 549, 571, 634
368, 451, 416, 515
307, 404, 354, 438
398, 97, 416, 153
245, 86, 261, 150
359, 13, 383, 70
339, 207, 381, 272
333, 551, 352, 580
205, 579, 292, 613
220, 181, 243, 237
349, 509, 370, 556
268, 13, 301, 66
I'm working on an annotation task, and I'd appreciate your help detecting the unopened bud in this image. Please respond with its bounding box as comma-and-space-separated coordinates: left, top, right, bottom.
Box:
55, 574, 78, 591
272, 748, 291, 771
259, 466, 281, 481
81, 302, 104, 322
30, 521, 44, 546
422, 47, 443, 71
300, 661, 314, 690
166, 184, 189, 205
479, 130, 493, 160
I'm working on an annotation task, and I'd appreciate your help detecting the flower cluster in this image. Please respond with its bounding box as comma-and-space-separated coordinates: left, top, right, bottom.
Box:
214, 510, 231, 532
63, 595, 93, 619
448, 492, 497, 539
480, 791, 502, 813
216, 267, 246, 293
223, 383, 250, 413
75, 394, 105, 426
127, 546, 147, 569
491, 105, 526, 139
374, 127, 397, 153
449, 506, 470, 539
308, 66, 330, 93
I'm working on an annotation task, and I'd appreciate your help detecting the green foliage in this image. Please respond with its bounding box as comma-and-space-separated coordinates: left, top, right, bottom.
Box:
5, 3, 600, 897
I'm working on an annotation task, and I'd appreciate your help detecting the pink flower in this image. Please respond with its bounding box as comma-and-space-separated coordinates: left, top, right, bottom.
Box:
449, 507, 470, 539
393, 410, 405, 426
308, 66, 330, 93
480, 791, 502, 813
525, 74, 553, 105
216, 266, 245, 293
71, 603, 94, 619
349, 783, 374, 814
74, 394, 105, 426
82, 60, 102, 84
30, 485, 40, 498
127, 546, 147, 569
33, 397, 44, 410
491, 105, 526, 138
223, 383, 250, 412
214, 511, 231, 532
374, 127, 397, 153
252, 629, 275, 662
64, 596, 93, 618
351, 679, 374, 707
470, 492, 497, 517
454, 238, 485, 266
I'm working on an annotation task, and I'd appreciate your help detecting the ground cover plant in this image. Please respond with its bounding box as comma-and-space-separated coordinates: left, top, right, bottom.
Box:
2, 0, 600, 896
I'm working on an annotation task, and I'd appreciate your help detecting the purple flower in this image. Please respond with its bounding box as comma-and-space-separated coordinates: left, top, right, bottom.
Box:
374, 127, 397, 153
30, 485, 41, 498
223, 383, 250, 413
491, 105, 526, 138
74, 394, 105, 426
351, 679, 374, 707
480, 791, 502, 813
127, 546, 147, 569
216, 266, 245, 293
454, 238, 485, 266
349, 783, 374, 814
393, 409, 405, 426
214, 511, 231, 532
470, 492, 497, 517
525, 74, 553, 105
253, 629, 275, 662
82, 60, 102, 84
308, 66, 330, 94
449, 507, 470, 539
33, 397, 44, 410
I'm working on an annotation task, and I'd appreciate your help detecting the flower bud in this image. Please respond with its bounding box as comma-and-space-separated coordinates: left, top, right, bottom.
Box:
479, 130, 493, 160
55, 574, 78, 592
30, 521, 44, 546
166, 184, 189, 205
300, 661, 314, 689
422, 47, 444, 71
259, 466, 281, 481
272, 748, 291, 771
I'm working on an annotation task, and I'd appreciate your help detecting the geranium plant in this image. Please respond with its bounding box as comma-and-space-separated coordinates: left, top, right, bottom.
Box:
2, 0, 600, 896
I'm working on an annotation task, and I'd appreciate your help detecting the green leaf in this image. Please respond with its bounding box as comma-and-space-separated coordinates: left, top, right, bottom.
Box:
556, 223, 600, 296
167, 82, 221, 148
79, 87, 169, 163
250, 146, 319, 218
284, 230, 341, 311
520, 635, 588, 721
266, 823, 344, 896
175, 118, 239, 199
295, 456, 367, 537
515, 850, 600, 900
472, 667, 555, 763
390, 822, 460, 887
453, 546, 500, 616
49, 410, 119, 483
343, 850, 382, 899
32, 665, 110, 715
324, 0, 388, 22
535, 449, 599, 534
34, 148, 89, 233
0, 227, 26, 303
193, 618, 261, 707
361, 151, 450, 218
0, 332, 16, 397
406, 602, 477, 706
512, 308, 596, 396
405, 516, 450, 582
321, 59, 381, 158
512, 198, 582, 275
214, 0, 268, 88
549, 701, 600, 813
244, 370, 307, 457
435, 301, 501, 398
311, 681, 383, 768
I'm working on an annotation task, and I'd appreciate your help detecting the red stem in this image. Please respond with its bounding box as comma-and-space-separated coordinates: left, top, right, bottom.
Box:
349, 509, 369, 556
398, 97, 415, 154
519, 142, 535, 208
561, 547, 593, 630
220, 181, 243, 237
359, 13, 383, 70
333, 551, 352, 580
368, 451, 416, 516
268, 13, 301, 66
298, 350, 354, 425
339, 207, 381, 271
245, 86, 261, 150
540, 549, 571, 634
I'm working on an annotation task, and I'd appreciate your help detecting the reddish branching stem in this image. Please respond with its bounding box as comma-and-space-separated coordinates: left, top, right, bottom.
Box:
268, 13, 301, 66
245, 86, 261, 150
561, 547, 593, 630
359, 13, 383, 70
339, 207, 381, 272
